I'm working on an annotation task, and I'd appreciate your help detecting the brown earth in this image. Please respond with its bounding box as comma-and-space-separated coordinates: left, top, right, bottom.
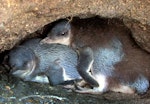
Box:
0, 0, 150, 52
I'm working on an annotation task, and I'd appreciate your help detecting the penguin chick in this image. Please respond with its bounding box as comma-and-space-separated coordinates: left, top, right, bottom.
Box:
8, 38, 81, 85
41, 19, 150, 94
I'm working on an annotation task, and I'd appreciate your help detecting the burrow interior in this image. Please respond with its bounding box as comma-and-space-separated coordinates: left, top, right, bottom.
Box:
0, 16, 150, 104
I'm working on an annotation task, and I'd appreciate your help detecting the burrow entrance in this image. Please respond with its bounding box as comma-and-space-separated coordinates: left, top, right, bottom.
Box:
0, 16, 150, 104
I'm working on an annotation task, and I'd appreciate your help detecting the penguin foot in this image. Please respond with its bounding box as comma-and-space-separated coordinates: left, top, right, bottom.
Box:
73, 81, 102, 94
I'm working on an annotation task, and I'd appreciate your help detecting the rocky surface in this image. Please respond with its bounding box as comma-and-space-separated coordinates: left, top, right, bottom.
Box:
0, 70, 150, 104
0, 0, 150, 52
125, 21, 150, 53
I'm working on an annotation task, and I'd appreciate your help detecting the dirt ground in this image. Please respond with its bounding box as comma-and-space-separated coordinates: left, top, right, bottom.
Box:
0, 65, 150, 104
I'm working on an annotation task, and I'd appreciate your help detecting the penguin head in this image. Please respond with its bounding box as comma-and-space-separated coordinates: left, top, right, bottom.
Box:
41, 20, 72, 46
9, 46, 38, 80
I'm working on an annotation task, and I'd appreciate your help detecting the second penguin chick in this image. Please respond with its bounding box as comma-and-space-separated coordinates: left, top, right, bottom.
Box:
8, 38, 81, 85
41, 19, 150, 94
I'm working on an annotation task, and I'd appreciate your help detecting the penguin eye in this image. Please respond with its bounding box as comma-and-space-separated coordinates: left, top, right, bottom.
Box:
22, 62, 28, 68
60, 31, 68, 36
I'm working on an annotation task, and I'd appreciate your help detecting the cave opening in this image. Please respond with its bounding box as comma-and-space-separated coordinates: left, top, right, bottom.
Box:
0, 16, 137, 74
0, 16, 150, 103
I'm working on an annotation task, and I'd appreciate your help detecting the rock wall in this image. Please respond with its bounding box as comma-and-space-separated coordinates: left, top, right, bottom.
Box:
0, 0, 150, 52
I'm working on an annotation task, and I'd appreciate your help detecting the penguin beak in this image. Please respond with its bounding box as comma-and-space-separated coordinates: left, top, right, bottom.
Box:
40, 36, 70, 46
9, 66, 18, 74
40, 37, 51, 44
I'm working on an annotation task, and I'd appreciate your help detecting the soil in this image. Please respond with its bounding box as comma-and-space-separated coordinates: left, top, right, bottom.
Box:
0, 65, 150, 104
